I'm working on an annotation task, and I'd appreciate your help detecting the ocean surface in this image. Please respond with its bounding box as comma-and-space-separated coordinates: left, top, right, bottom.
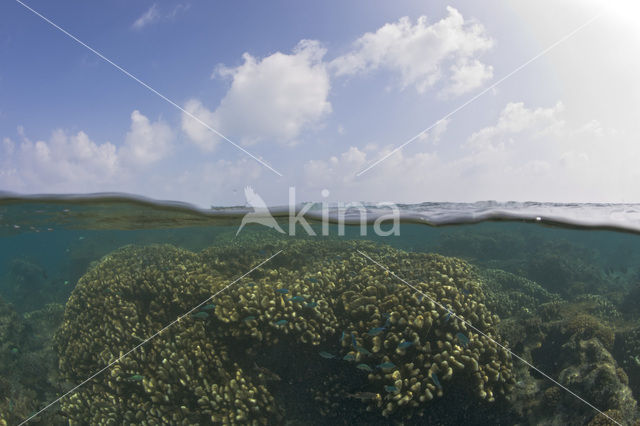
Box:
1, 193, 640, 425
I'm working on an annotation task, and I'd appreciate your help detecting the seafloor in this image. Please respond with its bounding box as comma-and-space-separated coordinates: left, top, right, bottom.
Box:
2, 226, 640, 425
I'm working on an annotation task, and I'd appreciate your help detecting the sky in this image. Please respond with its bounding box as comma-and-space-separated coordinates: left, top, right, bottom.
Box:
1, 0, 639, 207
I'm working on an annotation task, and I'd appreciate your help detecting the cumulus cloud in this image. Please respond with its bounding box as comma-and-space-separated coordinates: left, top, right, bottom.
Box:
120, 110, 173, 166
466, 102, 565, 151
302, 101, 634, 203
182, 40, 331, 149
180, 99, 219, 151
132, 4, 160, 30
0, 130, 119, 193
0, 111, 173, 193
330, 7, 493, 95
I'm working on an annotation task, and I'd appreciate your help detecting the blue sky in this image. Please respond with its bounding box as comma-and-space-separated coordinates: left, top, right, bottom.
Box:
1, 0, 639, 206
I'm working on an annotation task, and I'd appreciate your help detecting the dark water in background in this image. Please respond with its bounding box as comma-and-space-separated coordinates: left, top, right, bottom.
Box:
1, 194, 640, 425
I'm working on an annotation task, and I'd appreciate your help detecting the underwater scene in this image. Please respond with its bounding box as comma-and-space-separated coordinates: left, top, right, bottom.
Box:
2, 197, 640, 425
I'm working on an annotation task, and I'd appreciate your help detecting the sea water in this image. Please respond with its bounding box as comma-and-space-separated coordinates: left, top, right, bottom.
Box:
1, 195, 639, 425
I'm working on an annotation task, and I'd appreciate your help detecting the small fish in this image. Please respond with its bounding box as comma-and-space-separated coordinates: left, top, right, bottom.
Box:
191, 312, 209, 320
356, 346, 371, 355
246, 282, 256, 287
200, 304, 216, 311
243, 315, 257, 322
308, 277, 318, 283
343, 353, 356, 361
417, 293, 424, 302
444, 311, 452, 322
431, 372, 442, 389
340, 331, 346, 343
10, 347, 19, 354
305, 302, 319, 308
288, 296, 305, 302
356, 363, 373, 372
367, 327, 386, 336
456, 332, 470, 348
376, 362, 395, 370
319, 351, 335, 359
351, 333, 357, 348
274, 319, 288, 326
346, 392, 379, 401
126, 374, 144, 382
397, 341, 413, 349
275, 288, 289, 294
384, 385, 399, 393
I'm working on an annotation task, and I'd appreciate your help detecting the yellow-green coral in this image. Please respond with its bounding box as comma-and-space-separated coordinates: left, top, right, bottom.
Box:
55, 240, 515, 424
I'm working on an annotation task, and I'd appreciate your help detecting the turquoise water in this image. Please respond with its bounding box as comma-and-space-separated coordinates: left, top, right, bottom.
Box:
1, 196, 640, 425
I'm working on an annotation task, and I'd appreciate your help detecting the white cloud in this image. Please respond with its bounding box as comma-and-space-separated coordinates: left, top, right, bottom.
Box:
330, 7, 493, 95
0, 129, 119, 193
302, 101, 637, 203
132, 4, 160, 30
121, 110, 173, 166
417, 118, 450, 144
183, 40, 331, 148
466, 102, 564, 151
180, 99, 219, 151
444, 59, 494, 97
0, 111, 172, 193
168, 3, 190, 20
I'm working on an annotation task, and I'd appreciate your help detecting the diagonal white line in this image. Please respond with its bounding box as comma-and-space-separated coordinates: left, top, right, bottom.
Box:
356, 12, 602, 177
356, 249, 621, 426
18, 250, 283, 425
15, 0, 283, 177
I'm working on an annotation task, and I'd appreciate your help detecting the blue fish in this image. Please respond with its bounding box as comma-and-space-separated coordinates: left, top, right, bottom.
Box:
243, 316, 257, 322
200, 303, 216, 311
356, 364, 373, 372
444, 311, 452, 322
397, 341, 413, 349
308, 277, 318, 283
356, 346, 371, 355
319, 351, 335, 359
274, 319, 288, 326
384, 385, 399, 393
431, 372, 442, 389
275, 288, 289, 294
456, 332, 470, 348
246, 282, 256, 287
305, 302, 318, 308
417, 294, 424, 302
367, 327, 386, 336
343, 353, 356, 361
288, 296, 305, 302
351, 333, 357, 348
191, 312, 209, 320
376, 362, 395, 370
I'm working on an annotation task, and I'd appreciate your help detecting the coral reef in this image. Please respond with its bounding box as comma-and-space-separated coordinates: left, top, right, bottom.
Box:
479, 268, 562, 319
54, 240, 516, 424
614, 326, 640, 402
0, 297, 65, 425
